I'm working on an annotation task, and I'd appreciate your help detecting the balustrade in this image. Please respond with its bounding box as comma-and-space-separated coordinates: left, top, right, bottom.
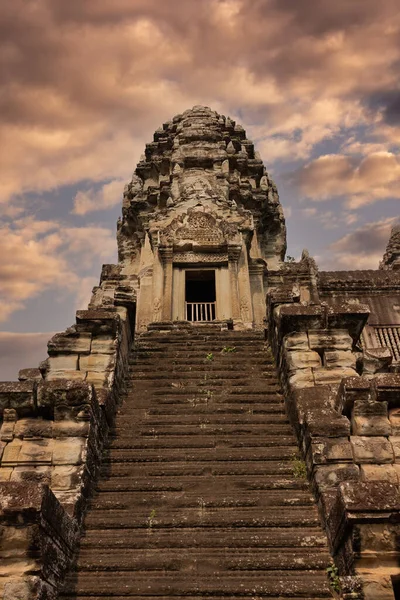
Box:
185, 302, 216, 322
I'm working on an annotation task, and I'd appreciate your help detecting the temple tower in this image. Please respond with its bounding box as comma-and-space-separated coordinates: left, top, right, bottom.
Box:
116, 105, 286, 331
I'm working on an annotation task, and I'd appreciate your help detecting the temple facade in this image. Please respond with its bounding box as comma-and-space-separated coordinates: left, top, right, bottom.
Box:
112, 105, 286, 331
0, 107, 400, 600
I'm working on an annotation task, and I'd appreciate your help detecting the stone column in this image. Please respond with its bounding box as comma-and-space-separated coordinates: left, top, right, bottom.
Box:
249, 261, 266, 329
228, 245, 241, 321
151, 243, 164, 322
237, 237, 254, 327
159, 246, 173, 321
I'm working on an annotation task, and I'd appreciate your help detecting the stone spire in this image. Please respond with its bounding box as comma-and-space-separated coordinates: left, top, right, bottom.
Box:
380, 225, 400, 270
118, 105, 287, 270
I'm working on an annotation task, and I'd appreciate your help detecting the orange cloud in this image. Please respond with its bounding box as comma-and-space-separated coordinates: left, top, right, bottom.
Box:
295, 152, 400, 207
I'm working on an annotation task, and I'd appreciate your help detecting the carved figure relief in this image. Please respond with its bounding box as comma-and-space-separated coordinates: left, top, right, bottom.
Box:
240, 298, 250, 322
153, 297, 161, 321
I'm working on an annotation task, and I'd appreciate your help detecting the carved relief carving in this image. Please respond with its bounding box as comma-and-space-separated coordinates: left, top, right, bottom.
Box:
153, 297, 161, 321
173, 253, 228, 264
174, 213, 224, 243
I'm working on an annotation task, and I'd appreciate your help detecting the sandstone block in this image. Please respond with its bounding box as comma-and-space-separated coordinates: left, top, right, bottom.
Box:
86, 371, 107, 387
308, 329, 352, 351
361, 464, 398, 483
324, 350, 356, 369
0, 468, 13, 481
363, 347, 393, 375
14, 418, 53, 439
10, 465, 51, 484
286, 350, 321, 372
37, 381, 94, 421
0, 382, 35, 417
18, 368, 42, 382
389, 407, 400, 434
1, 439, 22, 465
283, 332, 309, 351
314, 463, 360, 493
313, 366, 358, 386
48, 331, 92, 355
47, 355, 78, 372
351, 400, 392, 436
47, 370, 85, 382
310, 437, 353, 464
53, 420, 89, 438
52, 438, 85, 465
351, 436, 394, 464
390, 437, 400, 461
335, 376, 372, 415
91, 336, 116, 354
0, 410, 16, 442
51, 465, 84, 491
17, 440, 53, 465
80, 353, 113, 373
288, 368, 314, 389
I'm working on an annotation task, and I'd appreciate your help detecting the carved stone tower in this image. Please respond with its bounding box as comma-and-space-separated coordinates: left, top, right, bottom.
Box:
116, 105, 286, 331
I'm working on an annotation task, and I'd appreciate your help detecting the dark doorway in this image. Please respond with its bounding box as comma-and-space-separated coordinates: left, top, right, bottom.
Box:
392, 575, 400, 600
185, 270, 216, 321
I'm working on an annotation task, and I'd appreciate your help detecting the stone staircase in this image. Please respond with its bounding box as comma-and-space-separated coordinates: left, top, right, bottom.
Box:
61, 325, 334, 599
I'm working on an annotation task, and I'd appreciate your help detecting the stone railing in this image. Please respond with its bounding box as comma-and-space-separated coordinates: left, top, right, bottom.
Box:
0, 296, 135, 599
185, 301, 216, 322
267, 295, 400, 600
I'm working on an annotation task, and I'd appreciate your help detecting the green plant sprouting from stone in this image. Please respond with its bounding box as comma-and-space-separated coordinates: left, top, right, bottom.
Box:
326, 563, 341, 593
206, 353, 214, 361
291, 454, 307, 479
222, 346, 236, 353
147, 509, 157, 528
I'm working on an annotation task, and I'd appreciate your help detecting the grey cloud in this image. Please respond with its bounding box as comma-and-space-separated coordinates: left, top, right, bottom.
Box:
330, 219, 398, 254
366, 90, 400, 126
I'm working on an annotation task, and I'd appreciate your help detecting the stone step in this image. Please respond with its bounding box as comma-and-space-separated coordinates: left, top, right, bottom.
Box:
131, 356, 273, 365
61, 571, 332, 597
146, 385, 281, 395
79, 526, 328, 549
84, 505, 321, 529
65, 334, 333, 600
121, 392, 283, 404
118, 397, 284, 411
107, 434, 296, 449
101, 446, 298, 464
130, 370, 277, 380
110, 423, 293, 437
95, 475, 309, 493
112, 414, 289, 429
65, 596, 331, 600
89, 490, 315, 511
73, 547, 331, 572
98, 460, 299, 478
115, 403, 285, 415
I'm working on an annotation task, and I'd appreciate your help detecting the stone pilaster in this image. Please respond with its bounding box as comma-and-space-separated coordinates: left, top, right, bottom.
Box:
237, 237, 254, 327
159, 246, 174, 321
249, 260, 266, 328
228, 245, 241, 321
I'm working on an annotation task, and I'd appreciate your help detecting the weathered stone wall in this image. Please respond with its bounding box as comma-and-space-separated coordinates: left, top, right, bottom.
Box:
267, 279, 400, 600
0, 295, 135, 599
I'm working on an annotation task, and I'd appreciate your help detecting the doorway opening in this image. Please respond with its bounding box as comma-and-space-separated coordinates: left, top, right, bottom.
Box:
185, 270, 216, 322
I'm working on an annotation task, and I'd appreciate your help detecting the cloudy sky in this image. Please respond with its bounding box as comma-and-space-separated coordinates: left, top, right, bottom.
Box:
1, 0, 399, 379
